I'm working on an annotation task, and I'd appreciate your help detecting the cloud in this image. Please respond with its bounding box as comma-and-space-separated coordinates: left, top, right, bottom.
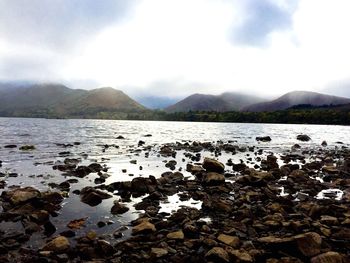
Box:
0, 0, 138, 51
231, 0, 298, 47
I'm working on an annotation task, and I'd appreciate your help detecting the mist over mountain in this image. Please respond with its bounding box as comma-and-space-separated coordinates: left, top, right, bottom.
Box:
243, 91, 350, 112
132, 95, 182, 109
165, 92, 265, 113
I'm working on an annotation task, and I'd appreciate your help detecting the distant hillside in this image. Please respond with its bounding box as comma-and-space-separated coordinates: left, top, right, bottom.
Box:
0, 84, 147, 118
165, 92, 265, 113
133, 95, 182, 109
243, 91, 350, 112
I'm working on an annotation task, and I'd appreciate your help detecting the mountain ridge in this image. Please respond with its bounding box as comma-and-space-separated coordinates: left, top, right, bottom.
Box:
243, 90, 350, 112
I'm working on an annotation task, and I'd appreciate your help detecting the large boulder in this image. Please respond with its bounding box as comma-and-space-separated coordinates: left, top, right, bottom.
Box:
4, 187, 41, 205
203, 172, 225, 185
203, 158, 225, 173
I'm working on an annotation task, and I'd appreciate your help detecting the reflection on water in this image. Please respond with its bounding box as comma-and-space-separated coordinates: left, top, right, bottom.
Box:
0, 117, 349, 247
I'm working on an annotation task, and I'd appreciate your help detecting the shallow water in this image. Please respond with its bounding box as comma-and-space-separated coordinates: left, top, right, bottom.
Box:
0, 117, 349, 247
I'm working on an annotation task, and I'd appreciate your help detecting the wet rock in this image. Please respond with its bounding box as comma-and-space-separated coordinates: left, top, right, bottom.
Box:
310, 251, 344, 263
217, 234, 240, 248
151, 247, 168, 258
88, 163, 103, 173
97, 239, 115, 256
297, 134, 311, 141
111, 202, 129, 214
203, 172, 225, 185
203, 157, 225, 173
19, 145, 36, 151
132, 220, 156, 235
4, 144, 17, 148
205, 247, 230, 262
80, 187, 112, 206
256, 136, 272, 142
42, 236, 70, 253
3, 187, 41, 205
166, 230, 184, 240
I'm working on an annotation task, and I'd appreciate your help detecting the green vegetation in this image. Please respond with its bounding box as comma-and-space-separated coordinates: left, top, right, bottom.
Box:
5, 105, 348, 125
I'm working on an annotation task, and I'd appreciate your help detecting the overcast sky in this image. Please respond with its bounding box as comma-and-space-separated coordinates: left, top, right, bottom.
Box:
0, 0, 350, 97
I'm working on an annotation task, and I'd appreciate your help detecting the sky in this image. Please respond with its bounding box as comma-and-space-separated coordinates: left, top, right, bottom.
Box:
0, 0, 350, 97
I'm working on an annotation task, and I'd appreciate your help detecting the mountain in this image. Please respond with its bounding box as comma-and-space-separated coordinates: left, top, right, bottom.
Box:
0, 84, 147, 118
243, 91, 350, 112
165, 92, 265, 113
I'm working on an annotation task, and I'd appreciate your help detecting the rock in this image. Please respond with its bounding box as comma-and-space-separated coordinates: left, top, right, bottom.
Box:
81, 191, 103, 206
80, 187, 112, 206
42, 236, 70, 253
131, 177, 154, 193
132, 220, 156, 235
151, 248, 168, 258
111, 202, 129, 214
5, 187, 41, 205
97, 240, 115, 256
167, 230, 184, 240
203, 172, 225, 185
320, 215, 338, 225
256, 136, 272, 142
19, 145, 36, 150
311, 252, 344, 263
4, 144, 17, 148
294, 232, 322, 257
217, 234, 240, 248
297, 135, 311, 141
205, 247, 230, 262
322, 166, 339, 175
321, 141, 328, 147
203, 158, 225, 173
227, 249, 253, 262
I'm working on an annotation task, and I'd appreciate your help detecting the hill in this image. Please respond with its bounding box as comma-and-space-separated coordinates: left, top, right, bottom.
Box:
0, 84, 147, 118
243, 91, 350, 112
165, 92, 265, 113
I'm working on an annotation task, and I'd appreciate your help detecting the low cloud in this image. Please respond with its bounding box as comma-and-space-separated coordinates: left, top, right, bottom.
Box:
231, 0, 298, 47
0, 0, 138, 51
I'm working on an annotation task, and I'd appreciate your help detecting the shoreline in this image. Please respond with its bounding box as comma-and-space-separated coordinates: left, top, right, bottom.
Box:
0, 137, 349, 262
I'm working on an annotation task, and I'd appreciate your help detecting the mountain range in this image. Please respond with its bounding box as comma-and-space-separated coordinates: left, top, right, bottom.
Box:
0, 82, 350, 118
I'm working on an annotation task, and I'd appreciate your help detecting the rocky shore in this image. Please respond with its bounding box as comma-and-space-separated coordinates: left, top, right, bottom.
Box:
0, 136, 350, 262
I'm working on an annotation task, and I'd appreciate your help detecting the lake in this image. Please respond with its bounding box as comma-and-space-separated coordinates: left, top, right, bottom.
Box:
0, 117, 349, 250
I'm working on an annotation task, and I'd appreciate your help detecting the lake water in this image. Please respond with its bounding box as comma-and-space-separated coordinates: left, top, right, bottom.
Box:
0, 117, 349, 248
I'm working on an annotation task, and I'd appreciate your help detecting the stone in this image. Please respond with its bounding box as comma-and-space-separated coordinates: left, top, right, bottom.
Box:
203, 172, 225, 185
256, 136, 272, 142
132, 220, 156, 235
320, 215, 339, 225
167, 230, 184, 240
227, 249, 253, 262
7, 187, 41, 205
203, 158, 225, 173
217, 234, 240, 248
311, 252, 343, 263
205, 247, 230, 262
294, 232, 322, 257
111, 202, 129, 214
151, 248, 168, 258
297, 135, 311, 141
42, 236, 70, 253
19, 145, 36, 151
